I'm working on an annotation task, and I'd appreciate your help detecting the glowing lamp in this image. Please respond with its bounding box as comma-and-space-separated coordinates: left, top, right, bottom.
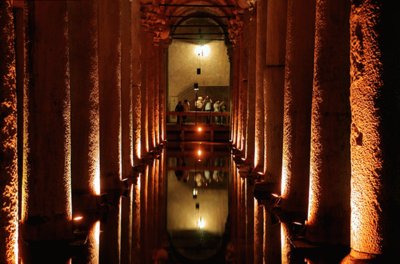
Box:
195, 45, 210, 57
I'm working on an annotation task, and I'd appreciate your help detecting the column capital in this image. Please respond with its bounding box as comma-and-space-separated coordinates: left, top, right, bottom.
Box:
140, 4, 170, 45
227, 9, 244, 47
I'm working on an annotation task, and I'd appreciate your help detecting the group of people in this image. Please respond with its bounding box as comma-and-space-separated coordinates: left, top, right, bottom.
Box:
174, 99, 190, 124
199, 96, 226, 124
175, 96, 227, 124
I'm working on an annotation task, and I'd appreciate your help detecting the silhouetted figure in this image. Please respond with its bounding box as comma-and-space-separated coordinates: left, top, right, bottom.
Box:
175, 101, 184, 124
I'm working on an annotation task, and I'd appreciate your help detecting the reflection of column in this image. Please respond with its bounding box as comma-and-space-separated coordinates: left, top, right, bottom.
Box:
68, 0, 100, 197
74, 221, 100, 264
100, 198, 121, 264
281, 0, 315, 216
343, 1, 400, 261
0, 1, 18, 262
245, 181, 254, 264
253, 200, 263, 263
131, 0, 142, 162
140, 166, 150, 262
264, 0, 287, 185
254, 4, 265, 171
307, 0, 350, 245
131, 174, 141, 261
22, 0, 72, 240
98, 0, 121, 192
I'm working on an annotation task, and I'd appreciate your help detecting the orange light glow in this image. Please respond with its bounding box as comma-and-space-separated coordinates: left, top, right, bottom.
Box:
197, 126, 203, 132
73, 215, 84, 222
197, 149, 202, 157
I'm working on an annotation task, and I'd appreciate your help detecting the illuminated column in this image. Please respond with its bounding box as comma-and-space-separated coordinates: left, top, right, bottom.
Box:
131, 0, 142, 163
254, 3, 265, 171
245, 10, 256, 164
231, 47, 240, 147
159, 46, 167, 143
120, 0, 132, 262
239, 42, 248, 152
98, 0, 122, 193
153, 46, 160, 147
0, 1, 18, 262
22, 1, 72, 240
281, 0, 315, 216
264, 0, 287, 185
98, 0, 122, 262
68, 0, 100, 198
343, 1, 400, 262
121, 0, 132, 182
307, 0, 351, 245
140, 31, 151, 155
145, 41, 155, 151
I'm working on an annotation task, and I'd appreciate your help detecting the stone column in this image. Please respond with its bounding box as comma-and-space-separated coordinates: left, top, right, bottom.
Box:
0, 1, 18, 262
307, 0, 351, 245
159, 46, 167, 143
22, 0, 72, 241
147, 43, 155, 151
253, 200, 264, 264
281, 0, 316, 216
245, 11, 256, 164
231, 47, 240, 146
98, 0, 121, 262
264, 0, 287, 185
343, 1, 400, 261
140, 31, 150, 155
98, 0, 122, 193
120, 0, 132, 263
131, 0, 142, 163
153, 46, 160, 147
68, 0, 100, 198
254, 3, 265, 171
239, 41, 248, 152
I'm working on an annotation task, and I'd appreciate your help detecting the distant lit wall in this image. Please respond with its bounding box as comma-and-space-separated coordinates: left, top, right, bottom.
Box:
168, 40, 230, 110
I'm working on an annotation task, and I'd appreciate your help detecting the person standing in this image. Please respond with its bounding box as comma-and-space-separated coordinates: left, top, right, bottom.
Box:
183, 99, 190, 123
175, 101, 184, 124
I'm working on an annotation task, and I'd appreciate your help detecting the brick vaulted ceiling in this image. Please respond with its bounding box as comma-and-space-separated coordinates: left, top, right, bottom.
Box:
140, 0, 255, 46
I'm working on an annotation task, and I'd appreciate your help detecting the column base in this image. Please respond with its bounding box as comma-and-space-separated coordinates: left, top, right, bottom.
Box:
289, 237, 349, 263
21, 214, 73, 242
341, 249, 383, 264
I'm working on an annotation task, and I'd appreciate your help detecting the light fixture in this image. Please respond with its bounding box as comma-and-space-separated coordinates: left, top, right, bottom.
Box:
197, 126, 203, 132
197, 217, 205, 229
73, 215, 84, 222
193, 188, 198, 199
195, 45, 210, 57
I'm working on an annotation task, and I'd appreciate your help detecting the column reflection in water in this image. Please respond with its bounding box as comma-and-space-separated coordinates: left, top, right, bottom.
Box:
166, 142, 230, 263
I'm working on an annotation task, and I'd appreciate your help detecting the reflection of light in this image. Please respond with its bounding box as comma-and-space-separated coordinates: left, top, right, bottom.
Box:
73, 215, 84, 222
271, 193, 280, 198
193, 188, 198, 199
195, 45, 210, 57
197, 217, 205, 229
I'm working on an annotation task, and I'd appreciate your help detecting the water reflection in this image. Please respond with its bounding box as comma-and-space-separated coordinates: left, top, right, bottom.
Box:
166, 142, 230, 263
19, 142, 348, 264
